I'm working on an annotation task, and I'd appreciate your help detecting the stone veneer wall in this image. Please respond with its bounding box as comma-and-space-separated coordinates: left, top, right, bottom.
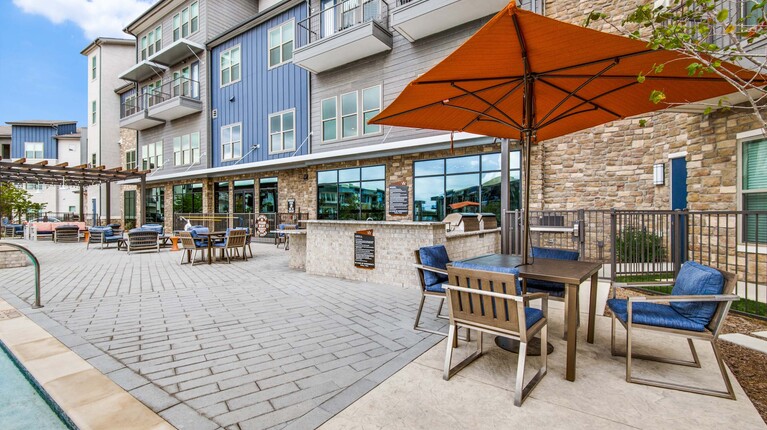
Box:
445, 229, 501, 262
119, 128, 139, 228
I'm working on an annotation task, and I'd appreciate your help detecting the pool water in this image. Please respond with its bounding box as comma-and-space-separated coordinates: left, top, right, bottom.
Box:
0, 344, 70, 430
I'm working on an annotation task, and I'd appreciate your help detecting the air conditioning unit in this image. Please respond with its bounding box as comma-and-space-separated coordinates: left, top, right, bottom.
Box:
212, 109, 218, 119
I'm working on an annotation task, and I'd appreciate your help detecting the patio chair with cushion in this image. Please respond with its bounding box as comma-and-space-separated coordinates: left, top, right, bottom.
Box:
230, 227, 253, 258
3, 224, 24, 238
608, 261, 739, 399
525, 246, 580, 337
179, 231, 207, 265
275, 224, 296, 249
126, 229, 160, 254
413, 245, 451, 336
444, 265, 548, 407
54, 225, 80, 243
87, 226, 123, 249
140, 224, 170, 246
213, 229, 247, 263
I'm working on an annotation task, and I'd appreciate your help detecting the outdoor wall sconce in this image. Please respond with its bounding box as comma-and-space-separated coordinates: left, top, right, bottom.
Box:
653, 163, 665, 185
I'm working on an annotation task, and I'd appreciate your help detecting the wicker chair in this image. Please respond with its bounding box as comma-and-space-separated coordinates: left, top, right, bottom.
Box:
126, 229, 160, 254
444, 265, 548, 407
213, 229, 247, 263
87, 226, 123, 249
179, 231, 207, 265
54, 225, 80, 243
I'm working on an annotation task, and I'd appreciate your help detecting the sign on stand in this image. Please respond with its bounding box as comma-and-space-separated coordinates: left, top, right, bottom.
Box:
354, 229, 375, 269
256, 214, 270, 237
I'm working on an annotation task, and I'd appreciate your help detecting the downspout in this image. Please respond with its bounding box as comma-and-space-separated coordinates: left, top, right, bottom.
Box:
98, 42, 104, 219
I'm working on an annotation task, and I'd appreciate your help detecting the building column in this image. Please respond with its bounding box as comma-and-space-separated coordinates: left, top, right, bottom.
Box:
105, 182, 111, 224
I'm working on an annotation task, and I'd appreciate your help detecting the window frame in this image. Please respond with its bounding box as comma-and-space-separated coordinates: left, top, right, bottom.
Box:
141, 141, 163, 170
316, 165, 387, 221
738, 135, 767, 245
126, 149, 137, 170
24, 142, 44, 159
173, 132, 201, 166
220, 45, 241, 87
268, 109, 296, 154
321, 96, 338, 143
220, 123, 243, 162
91, 100, 97, 124
91, 55, 97, 80
173, 1, 199, 41
268, 19, 295, 69
340, 91, 358, 139
321, 85, 383, 143
362, 85, 382, 136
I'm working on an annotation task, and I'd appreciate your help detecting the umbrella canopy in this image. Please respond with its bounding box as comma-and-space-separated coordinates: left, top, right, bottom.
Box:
370, 1, 766, 263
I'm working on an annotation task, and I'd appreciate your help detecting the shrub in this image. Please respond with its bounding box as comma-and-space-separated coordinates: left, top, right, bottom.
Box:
616, 227, 666, 263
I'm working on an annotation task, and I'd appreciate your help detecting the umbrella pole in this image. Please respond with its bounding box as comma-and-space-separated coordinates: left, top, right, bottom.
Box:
521, 131, 533, 265
501, 138, 510, 254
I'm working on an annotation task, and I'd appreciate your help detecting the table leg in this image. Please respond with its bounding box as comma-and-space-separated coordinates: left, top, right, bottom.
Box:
566, 283, 578, 382
208, 241, 213, 264
587, 273, 598, 344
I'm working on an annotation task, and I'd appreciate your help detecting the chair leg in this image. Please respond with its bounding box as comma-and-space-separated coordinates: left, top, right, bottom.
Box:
514, 341, 528, 406
414, 295, 426, 331
443, 324, 456, 380
444, 324, 482, 381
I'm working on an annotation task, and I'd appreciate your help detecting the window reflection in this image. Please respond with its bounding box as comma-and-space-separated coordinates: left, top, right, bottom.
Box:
317, 165, 385, 220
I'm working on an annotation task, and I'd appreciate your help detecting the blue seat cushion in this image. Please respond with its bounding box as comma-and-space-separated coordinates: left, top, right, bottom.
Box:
525, 280, 566, 298
194, 240, 207, 247
140, 224, 164, 234
190, 227, 209, 238
451, 260, 521, 294
524, 307, 544, 329
419, 245, 450, 291
532, 246, 579, 261
670, 261, 724, 326
607, 298, 706, 331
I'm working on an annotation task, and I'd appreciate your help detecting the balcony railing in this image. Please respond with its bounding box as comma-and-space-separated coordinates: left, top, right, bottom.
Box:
297, 0, 390, 48
120, 78, 200, 119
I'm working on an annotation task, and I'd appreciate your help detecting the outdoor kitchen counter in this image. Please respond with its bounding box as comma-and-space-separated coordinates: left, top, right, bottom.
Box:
298, 220, 500, 287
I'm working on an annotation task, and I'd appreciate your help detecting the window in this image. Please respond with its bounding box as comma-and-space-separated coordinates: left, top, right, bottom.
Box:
143, 79, 162, 106
321, 97, 337, 141
742, 138, 767, 243
141, 36, 147, 60
413, 152, 522, 222
220, 45, 241, 86
124, 93, 138, 116
259, 177, 278, 213
126, 149, 137, 170
317, 165, 386, 220
141, 141, 163, 170
173, 132, 200, 166
91, 153, 97, 166
24, 142, 43, 159
173, 183, 203, 213
139, 25, 162, 60
233, 180, 254, 213
145, 187, 165, 223
91, 56, 97, 80
68, 206, 76, 213
268, 20, 294, 68
91, 100, 97, 124
173, 1, 199, 41
25, 183, 43, 191
124, 190, 136, 229
341, 92, 357, 138
221, 123, 242, 161
323, 86, 381, 142
269, 110, 295, 153
215, 182, 229, 213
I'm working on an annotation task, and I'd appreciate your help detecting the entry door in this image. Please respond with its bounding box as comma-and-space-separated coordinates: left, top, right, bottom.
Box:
670, 156, 688, 264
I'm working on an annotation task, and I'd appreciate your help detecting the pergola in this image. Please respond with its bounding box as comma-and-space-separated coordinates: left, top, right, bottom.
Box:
0, 158, 148, 225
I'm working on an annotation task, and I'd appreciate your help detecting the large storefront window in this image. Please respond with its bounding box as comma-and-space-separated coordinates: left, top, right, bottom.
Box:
259, 177, 278, 213
215, 182, 229, 213
145, 187, 164, 224
124, 190, 136, 229
173, 183, 203, 213
413, 152, 521, 222
234, 180, 255, 213
318, 166, 385, 220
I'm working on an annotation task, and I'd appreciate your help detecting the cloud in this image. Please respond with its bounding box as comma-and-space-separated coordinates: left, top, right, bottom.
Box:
12, 0, 158, 39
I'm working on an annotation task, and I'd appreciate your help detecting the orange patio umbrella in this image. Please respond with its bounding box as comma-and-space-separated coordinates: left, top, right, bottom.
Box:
370, 1, 766, 264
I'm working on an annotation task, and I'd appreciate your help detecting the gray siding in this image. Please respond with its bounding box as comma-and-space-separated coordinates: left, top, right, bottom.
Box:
206, 0, 259, 40
308, 1, 492, 153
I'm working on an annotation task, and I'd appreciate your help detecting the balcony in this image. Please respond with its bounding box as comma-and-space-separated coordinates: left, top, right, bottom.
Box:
119, 92, 164, 130
294, 0, 393, 74
148, 39, 205, 67
117, 60, 168, 82
392, 0, 540, 42
147, 78, 203, 121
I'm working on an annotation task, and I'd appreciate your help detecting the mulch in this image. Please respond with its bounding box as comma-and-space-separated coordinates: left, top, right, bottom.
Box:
606, 288, 767, 424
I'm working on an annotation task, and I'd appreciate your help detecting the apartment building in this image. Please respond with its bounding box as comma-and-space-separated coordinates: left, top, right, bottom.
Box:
81, 37, 136, 222
5, 121, 87, 215
0, 126, 10, 159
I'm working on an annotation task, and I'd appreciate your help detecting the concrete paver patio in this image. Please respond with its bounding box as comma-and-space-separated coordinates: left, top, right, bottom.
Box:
0, 241, 444, 429
0, 239, 765, 429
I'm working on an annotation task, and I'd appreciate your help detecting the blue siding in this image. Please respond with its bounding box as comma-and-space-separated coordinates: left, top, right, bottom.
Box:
210, 4, 310, 168
11, 125, 58, 159
57, 123, 77, 135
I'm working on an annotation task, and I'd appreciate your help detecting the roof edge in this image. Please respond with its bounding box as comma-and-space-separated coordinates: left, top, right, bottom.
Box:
208, 0, 304, 49
6, 121, 78, 126
81, 37, 135, 55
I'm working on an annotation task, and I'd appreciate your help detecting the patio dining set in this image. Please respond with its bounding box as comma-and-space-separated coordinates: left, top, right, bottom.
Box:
179, 226, 253, 265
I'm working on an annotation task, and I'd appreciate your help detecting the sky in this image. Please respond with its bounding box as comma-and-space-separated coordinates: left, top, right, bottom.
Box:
0, 0, 156, 128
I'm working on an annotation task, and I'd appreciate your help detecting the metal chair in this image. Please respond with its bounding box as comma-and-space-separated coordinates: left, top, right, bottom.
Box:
213, 229, 247, 263
179, 231, 207, 266
444, 265, 548, 407
523, 246, 580, 338
608, 261, 739, 399
413, 246, 452, 336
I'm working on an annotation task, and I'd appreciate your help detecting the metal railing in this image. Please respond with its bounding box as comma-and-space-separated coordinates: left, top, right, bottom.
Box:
22, 211, 94, 223
174, 212, 309, 242
667, 0, 761, 50
506, 208, 767, 318
0, 242, 42, 308
297, 0, 390, 48
395, 0, 544, 13
120, 78, 200, 119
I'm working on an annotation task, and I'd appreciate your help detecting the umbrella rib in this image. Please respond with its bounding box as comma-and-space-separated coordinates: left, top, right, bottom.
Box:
537, 106, 601, 130
537, 60, 618, 126
538, 50, 654, 76
452, 81, 524, 130
440, 103, 522, 131
537, 78, 624, 119
536, 80, 640, 130
415, 76, 524, 85
544, 74, 767, 83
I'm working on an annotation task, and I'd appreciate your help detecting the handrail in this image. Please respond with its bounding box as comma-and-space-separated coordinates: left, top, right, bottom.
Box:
0, 242, 42, 308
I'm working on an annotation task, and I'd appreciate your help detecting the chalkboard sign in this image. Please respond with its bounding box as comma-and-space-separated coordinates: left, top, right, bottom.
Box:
388, 183, 408, 215
354, 229, 375, 269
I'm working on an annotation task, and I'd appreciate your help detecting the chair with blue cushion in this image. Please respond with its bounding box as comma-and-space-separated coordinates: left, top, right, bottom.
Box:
213, 229, 247, 263
179, 231, 207, 265
444, 265, 548, 407
608, 261, 739, 399
525, 246, 580, 337
87, 226, 123, 249
413, 245, 452, 336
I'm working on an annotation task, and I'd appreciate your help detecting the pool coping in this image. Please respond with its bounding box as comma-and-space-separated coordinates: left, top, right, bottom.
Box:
0, 297, 176, 430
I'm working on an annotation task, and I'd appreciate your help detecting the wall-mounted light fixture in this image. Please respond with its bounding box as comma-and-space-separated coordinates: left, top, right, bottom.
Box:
653, 163, 665, 185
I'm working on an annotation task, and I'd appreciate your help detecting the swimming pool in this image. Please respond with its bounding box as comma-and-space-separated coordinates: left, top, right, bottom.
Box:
0, 342, 75, 430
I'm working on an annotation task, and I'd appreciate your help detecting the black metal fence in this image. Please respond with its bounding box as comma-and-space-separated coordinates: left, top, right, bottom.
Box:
174, 212, 309, 243
506, 209, 767, 319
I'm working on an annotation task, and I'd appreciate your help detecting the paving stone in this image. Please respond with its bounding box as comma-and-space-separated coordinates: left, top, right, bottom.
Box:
129, 383, 181, 412
107, 367, 151, 391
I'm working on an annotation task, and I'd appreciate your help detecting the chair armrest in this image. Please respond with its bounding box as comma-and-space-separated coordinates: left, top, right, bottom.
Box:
443, 284, 524, 302
628, 294, 740, 303
522, 292, 548, 317
412, 263, 448, 276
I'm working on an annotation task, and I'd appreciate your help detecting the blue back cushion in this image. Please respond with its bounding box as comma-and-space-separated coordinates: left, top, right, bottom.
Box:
418, 245, 450, 288
141, 224, 164, 234
451, 260, 521, 294
190, 227, 209, 238
532, 246, 579, 261
670, 261, 724, 325
89, 226, 113, 237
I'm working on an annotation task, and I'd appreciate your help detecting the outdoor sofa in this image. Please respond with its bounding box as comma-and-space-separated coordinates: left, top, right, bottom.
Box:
54, 225, 80, 243
87, 226, 124, 249
126, 228, 160, 254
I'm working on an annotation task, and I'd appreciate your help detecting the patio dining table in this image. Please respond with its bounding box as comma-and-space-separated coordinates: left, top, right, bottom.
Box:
453, 253, 602, 382
196, 231, 227, 265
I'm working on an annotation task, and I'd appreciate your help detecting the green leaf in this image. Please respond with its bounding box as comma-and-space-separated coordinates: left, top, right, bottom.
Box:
717, 9, 729, 23
703, 106, 713, 115
639, 119, 648, 127
637, 73, 646, 83
649, 90, 667, 104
